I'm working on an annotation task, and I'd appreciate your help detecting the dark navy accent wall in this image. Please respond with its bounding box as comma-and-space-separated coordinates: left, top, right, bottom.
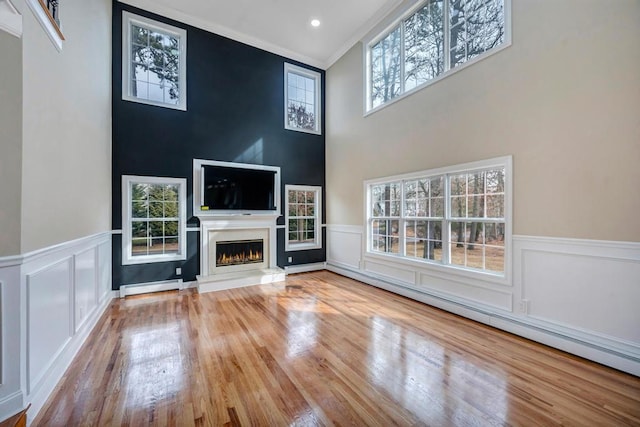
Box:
112, 2, 326, 289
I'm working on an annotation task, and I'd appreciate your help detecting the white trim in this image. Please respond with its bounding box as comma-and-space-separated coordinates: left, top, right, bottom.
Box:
119, 279, 183, 298
0, 231, 112, 268
121, 175, 187, 265
325, 227, 640, 376
181, 280, 198, 289
186, 227, 200, 232
0, 232, 115, 421
326, 261, 640, 377
362, 0, 512, 115
285, 184, 322, 251
0, 391, 23, 420
284, 262, 326, 275
121, 11, 187, 111
192, 158, 281, 218
284, 63, 322, 135
25, 0, 62, 51
0, 0, 21, 38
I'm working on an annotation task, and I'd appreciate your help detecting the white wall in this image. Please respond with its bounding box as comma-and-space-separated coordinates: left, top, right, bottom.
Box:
325, 0, 640, 375
21, 0, 112, 252
326, 0, 640, 242
0, 29, 22, 257
0, 0, 113, 422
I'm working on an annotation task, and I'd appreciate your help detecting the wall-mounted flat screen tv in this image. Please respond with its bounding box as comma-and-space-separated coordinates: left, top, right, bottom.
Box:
201, 164, 277, 211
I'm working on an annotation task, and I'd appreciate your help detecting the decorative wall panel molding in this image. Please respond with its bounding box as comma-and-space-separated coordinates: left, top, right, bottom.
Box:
0, 231, 114, 421
326, 225, 640, 376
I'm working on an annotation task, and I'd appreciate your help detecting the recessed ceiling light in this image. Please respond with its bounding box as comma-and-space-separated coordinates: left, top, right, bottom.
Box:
310, 19, 320, 27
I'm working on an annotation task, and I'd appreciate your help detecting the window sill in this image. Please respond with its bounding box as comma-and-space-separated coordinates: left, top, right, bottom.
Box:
122, 253, 186, 266
364, 250, 510, 287
122, 94, 187, 111
286, 242, 322, 252
284, 125, 322, 136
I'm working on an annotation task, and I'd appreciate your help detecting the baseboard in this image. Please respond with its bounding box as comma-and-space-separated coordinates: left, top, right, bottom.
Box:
284, 262, 327, 275
119, 279, 183, 298
0, 392, 23, 423
326, 262, 640, 377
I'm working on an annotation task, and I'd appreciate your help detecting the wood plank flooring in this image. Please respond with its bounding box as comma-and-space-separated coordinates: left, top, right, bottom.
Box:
33, 271, 640, 426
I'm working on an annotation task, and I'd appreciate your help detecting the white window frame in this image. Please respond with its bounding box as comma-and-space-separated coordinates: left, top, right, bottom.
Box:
122, 175, 187, 265
363, 0, 511, 114
285, 185, 322, 251
364, 156, 512, 283
284, 63, 322, 135
122, 11, 187, 111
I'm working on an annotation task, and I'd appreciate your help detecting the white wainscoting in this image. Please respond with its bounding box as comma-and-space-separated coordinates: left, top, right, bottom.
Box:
327, 225, 362, 271
326, 225, 640, 376
0, 258, 22, 419
0, 232, 114, 422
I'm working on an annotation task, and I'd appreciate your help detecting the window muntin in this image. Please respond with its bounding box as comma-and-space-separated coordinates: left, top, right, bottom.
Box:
370, 26, 402, 109
366, 0, 508, 112
449, 0, 505, 67
404, 1, 444, 92
122, 176, 187, 265
122, 11, 187, 110
285, 185, 322, 250
284, 63, 322, 135
366, 157, 510, 277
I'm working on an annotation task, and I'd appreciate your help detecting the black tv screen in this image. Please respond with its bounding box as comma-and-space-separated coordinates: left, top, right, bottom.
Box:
202, 165, 276, 211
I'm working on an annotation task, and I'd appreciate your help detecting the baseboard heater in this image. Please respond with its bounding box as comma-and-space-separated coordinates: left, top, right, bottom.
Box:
119, 279, 183, 298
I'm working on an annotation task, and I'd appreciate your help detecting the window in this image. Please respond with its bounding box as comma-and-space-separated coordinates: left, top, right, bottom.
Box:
122, 176, 187, 265
284, 63, 321, 134
122, 11, 187, 110
366, 0, 509, 111
366, 156, 511, 277
285, 185, 322, 250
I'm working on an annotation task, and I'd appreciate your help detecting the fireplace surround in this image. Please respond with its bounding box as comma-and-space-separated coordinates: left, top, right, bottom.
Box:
196, 214, 285, 293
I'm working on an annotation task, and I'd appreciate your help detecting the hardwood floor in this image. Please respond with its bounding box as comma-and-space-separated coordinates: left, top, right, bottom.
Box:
33, 271, 640, 426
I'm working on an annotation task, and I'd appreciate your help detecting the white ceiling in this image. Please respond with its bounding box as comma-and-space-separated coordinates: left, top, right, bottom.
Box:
119, 0, 404, 69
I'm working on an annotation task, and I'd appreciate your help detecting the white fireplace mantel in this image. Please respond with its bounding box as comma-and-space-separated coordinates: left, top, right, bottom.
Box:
196, 214, 285, 293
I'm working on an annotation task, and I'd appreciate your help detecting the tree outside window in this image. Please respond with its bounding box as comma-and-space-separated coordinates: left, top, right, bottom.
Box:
286, 185, 322, 251
368, 0, 506, 111
122, 12, 187, 110
284, 63, 322, 135
122, 176, 186, 265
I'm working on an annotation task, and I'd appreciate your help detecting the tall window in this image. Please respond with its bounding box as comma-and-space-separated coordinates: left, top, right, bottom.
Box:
366, 156, 511, 276
122, 176, 187, 265
284, 63, 322, 135
285, 185, 322, 250
367, 0, 508, 111
122, 11, 187, 110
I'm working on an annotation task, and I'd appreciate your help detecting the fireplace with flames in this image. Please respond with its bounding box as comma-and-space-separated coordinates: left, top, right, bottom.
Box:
216, 239, 264, 267
197, 218, 284, 293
